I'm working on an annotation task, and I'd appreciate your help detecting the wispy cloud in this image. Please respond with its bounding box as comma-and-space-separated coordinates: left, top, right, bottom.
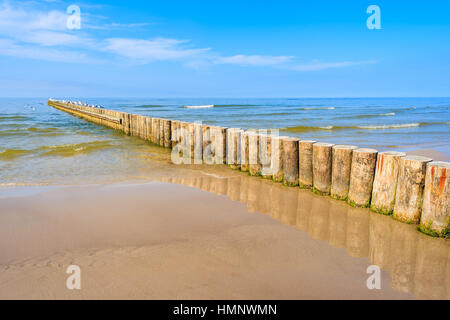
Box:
217, 54, 293, 66
0, 38, 100, 63
292, 60, 376, 71
103, 38, 210, 62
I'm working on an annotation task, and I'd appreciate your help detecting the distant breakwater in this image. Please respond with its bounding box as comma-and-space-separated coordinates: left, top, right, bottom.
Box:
48, 100, 449, 238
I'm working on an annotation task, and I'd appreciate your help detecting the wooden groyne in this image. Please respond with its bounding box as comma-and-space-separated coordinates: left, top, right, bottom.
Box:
48, 100, 450, 238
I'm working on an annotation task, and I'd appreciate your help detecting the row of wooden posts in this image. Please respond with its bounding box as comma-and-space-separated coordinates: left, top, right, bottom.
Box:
48, 100, 449, 237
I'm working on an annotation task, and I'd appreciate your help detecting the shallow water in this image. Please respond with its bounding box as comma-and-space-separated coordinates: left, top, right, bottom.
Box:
0, 97, 449, 185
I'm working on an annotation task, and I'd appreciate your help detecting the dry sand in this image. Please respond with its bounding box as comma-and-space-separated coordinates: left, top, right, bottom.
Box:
0, 177, 448, 300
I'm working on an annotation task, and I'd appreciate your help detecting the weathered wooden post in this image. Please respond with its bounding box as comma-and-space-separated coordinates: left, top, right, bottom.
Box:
171, 120, 179, 148
271, 135, 284, 182
299, 140, 316, 188
193, 122, 203, 163
331, 145, 357, 200
419, 161, 449, 237
248, 131, 261, 176
202, 124, 211, 163
155, 118, 161, 145
210, 126, 227, 164
371, 151, 406, 214
159, 119, 165, 146
347, 148, 378, 208
235, 129, 243, 169
312, 142, 334, 195
145, 116, 152, 141
123, 113, 131, 135
259, 132, 273, 179
163, 119, 171, 148
282, 137, 300, 187
393, 155, 432, 223
240, 131, 249, 172
226, 128, 240, 169
150, 118, 156, 143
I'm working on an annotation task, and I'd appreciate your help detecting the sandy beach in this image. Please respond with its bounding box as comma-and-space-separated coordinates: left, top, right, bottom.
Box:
0, 169, 448, 300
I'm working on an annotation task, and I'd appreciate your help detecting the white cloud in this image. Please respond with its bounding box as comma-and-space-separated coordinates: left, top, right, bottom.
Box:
292, 60, 376, 71
103, 38, 210, 62
0, 38, 99, 63
217, 54, 293, 66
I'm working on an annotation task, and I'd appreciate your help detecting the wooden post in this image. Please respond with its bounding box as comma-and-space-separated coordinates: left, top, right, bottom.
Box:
159, 119, 165, 146
156, 118, 161, 144
312, 142, 334, 195
271, 135, 284, 182
331, 145, 357, 200
347, 148, 378, 208
210, 126, 226, 164
299, 140, 316, 188
259, 132, 273, 179
234, 129, 243, 170
163, 119, 171, 148
419, 161, 450, 237
248, 131, 261, 176
202, 124, 211, 163
393, 155, 432, 223
171, 120, 179, 148
282, 137, 300, 187
371, 151, 406, 215
145, 116, 152, 141
193, 122, 203, 163
226, 128, 236, 168
240, 131, 249, 172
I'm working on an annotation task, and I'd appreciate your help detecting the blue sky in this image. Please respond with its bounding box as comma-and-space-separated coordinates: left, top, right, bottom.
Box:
0, 0, 449, 97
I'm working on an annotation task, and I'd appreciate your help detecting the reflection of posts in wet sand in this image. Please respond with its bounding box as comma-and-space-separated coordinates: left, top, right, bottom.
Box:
389, 222, 418, 294
227, 177, 241, 202
414, 237, 448, 299
369, 213, 393, 270
258, 181, 272, 216
296, 191, 312, 232
346, 207, 369, 258
328, 202, 347, 248
158, 173, 448, 299
308, 196, 330, 240
247, 178, 262, 213
279, 188, 298, 226
270, 184, 284, 221
239, 176, 249, 204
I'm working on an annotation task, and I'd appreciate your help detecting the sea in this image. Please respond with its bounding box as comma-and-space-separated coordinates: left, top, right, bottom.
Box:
1, 97, 449, 186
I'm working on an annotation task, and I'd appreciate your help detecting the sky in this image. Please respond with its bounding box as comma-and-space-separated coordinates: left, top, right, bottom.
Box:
0, 0, 449, 98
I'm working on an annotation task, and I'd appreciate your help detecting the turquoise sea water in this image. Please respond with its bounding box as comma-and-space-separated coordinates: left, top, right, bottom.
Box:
1, 97, 449, 185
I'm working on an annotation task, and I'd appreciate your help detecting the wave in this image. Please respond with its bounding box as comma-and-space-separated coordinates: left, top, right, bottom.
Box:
213, 104, 257, 108
37, 141, 113, 157
0, 149, 31, 161
283, 122, 445, 133
299, 107, 335, 110
358, 123, 420, 129
184, 105, 214, 109
353, 112, 395, 119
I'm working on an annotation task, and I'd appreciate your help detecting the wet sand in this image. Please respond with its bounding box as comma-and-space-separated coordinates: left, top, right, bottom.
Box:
406, 149, 450, 161
0, 176, 448, 300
